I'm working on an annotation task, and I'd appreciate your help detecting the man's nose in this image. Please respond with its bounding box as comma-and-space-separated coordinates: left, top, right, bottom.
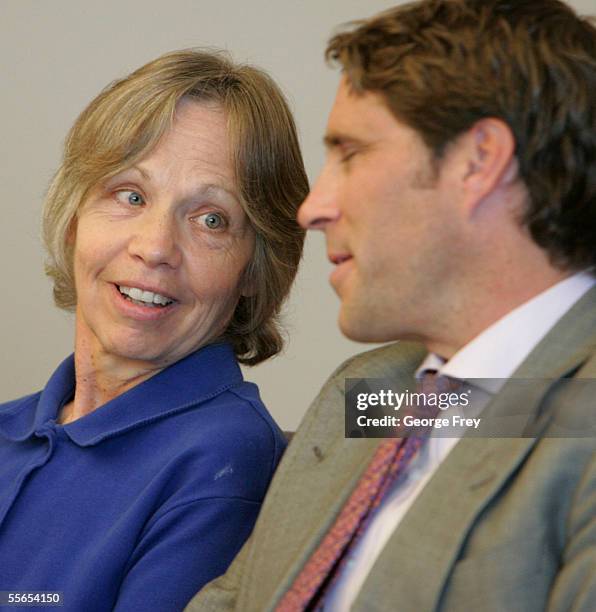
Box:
297, 164, 340, 230
127, 209, 182, 269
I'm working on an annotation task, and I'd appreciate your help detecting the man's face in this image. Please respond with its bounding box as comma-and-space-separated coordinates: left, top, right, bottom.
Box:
298, 78, 465, 346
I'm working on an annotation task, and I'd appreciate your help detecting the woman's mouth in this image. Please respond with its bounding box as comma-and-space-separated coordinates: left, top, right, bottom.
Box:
117, 285, 175, 308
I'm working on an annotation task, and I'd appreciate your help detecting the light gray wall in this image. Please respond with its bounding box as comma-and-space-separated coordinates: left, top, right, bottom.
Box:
2, 0, 594, 430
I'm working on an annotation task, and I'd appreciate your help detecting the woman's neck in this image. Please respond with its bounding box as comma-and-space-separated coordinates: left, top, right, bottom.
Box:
58, 323, 164, 425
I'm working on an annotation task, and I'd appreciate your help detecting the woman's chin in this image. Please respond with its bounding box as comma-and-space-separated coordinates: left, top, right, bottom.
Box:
92, 335, 172, 368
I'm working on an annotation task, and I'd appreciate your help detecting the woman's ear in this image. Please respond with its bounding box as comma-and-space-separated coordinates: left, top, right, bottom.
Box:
240, 275, 257, 298
65, 216, 78, 245
238, 261, 258, 298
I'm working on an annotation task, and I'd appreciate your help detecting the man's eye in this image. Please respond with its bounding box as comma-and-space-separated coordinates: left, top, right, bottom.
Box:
195, 212, 227, 230
115, 190, 145, 206
340, 150, 357, 164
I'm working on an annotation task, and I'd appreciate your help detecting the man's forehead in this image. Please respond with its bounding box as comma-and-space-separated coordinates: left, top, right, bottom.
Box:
331, 76, 387, 113
324, 78, 404, 146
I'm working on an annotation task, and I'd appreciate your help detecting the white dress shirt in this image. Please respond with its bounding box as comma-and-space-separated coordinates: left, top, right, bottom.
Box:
324, 271, 595, 611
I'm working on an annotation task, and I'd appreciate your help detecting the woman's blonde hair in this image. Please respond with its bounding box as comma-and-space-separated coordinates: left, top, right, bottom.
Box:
43, 49, 308, 365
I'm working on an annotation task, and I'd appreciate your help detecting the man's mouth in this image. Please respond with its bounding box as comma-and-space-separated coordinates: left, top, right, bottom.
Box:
329, 254, 352, 265
117, 285, 175, 308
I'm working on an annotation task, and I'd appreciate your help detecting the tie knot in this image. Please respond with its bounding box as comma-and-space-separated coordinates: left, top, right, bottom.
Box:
418, 370, 461, 396
404, 370, 462, 424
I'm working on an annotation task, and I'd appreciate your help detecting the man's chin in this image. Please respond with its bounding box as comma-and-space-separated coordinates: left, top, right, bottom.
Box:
338, 309, 388, 344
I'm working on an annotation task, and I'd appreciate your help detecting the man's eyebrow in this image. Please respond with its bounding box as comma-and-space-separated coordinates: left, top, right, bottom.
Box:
323, 133, 363, 149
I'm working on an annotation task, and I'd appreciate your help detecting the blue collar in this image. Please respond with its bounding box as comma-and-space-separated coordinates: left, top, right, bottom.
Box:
0, 343, 243, 447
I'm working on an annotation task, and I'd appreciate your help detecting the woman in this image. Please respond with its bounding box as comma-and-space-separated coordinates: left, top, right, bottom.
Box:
0, 50, 308, 611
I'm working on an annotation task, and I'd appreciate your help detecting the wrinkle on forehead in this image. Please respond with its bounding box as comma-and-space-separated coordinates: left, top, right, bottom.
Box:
135, 100, 240, 202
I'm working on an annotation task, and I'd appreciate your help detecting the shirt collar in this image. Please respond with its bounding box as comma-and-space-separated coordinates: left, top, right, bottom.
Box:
415, 353, 445, 378
416, 271, 595, 393
1, 343, 243, 446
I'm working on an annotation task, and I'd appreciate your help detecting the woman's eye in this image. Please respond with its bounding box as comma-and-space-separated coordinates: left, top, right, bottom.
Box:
115, 190, 145, 206
196, 212, 227, 230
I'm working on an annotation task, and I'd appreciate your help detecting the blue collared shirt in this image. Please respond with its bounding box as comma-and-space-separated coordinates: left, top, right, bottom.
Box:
0, 342, 286, 611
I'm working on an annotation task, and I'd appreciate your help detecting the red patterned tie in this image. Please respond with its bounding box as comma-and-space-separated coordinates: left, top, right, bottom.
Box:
276, 371, 452, 612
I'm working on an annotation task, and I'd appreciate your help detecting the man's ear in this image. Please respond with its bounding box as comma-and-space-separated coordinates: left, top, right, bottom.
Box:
459, 118, 518, 211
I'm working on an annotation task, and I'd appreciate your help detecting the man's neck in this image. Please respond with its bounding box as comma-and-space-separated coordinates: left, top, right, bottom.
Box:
424, 267, 572, 359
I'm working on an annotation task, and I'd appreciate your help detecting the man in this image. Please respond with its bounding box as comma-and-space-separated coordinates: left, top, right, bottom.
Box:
187, 0, 595, 610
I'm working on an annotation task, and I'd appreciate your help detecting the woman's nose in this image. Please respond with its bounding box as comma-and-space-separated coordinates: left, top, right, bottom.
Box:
127, 210, 182, 269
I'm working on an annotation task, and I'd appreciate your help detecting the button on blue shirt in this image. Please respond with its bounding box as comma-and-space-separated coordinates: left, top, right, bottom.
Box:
0, 342, 286, 611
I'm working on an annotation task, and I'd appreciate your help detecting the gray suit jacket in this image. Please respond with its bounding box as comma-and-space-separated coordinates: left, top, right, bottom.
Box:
187, 287, 596, 611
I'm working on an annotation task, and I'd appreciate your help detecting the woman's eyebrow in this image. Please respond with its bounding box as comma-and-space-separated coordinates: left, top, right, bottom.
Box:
104, 166, 150, 185
106, 166, 241, 204
176, 184, 237, 205
131, 165, 151, 180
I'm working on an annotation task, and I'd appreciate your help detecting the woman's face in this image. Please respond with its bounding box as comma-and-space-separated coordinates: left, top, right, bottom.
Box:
72, 99, 254, 370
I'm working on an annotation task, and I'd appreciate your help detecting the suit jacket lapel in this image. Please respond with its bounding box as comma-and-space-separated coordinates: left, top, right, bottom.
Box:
240, 434, 381, 611
355, 435, 537, 610
510, 283, 596, 380
240, 343, 427, 611
356, 285, 596, 610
